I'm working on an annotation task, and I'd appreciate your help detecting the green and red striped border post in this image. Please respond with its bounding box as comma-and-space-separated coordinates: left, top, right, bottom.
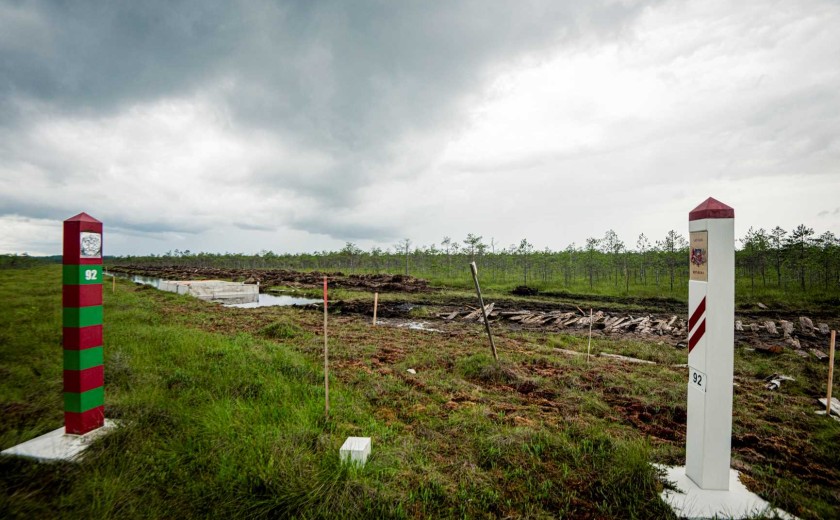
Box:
63, 212, 105, 435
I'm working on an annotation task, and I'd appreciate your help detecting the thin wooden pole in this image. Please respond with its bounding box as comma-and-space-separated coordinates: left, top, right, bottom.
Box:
827, 330, 836, 415
469, 262, 498, 361
372, 292, 379, 326
586, 308, 593, 363
323, 276, 329, 417
112, 273, 116, 293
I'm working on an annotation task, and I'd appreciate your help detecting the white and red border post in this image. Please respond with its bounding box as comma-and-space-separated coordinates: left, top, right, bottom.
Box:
686, 197, 735, 490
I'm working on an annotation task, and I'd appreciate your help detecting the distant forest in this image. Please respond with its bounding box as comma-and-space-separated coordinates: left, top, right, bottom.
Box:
104, 224, 840, 300
3, 224, 837, 302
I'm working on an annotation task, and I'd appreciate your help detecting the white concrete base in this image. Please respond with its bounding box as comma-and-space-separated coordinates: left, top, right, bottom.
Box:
656, 465, 798, 520
159, 280, 258, 304
340, 436, 371, 465
1, 420, 120, 462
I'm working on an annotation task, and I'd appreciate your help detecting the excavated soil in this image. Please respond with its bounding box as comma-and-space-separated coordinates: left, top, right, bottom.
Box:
109, 265, 838, 353
107, 265, 432, 292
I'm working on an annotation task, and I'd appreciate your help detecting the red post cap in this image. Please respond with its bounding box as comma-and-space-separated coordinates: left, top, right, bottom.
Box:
66, 212, 102, 225
689, 197, 734, 221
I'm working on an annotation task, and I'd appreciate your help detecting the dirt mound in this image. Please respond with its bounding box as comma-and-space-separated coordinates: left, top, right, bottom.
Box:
107, 265, 432, 293
512, 285, 539, 296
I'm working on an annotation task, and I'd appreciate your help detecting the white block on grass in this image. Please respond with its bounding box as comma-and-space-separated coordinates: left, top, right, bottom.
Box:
657, 465, 798, 520
340, 437, 371, 465
1, 419, 120, 462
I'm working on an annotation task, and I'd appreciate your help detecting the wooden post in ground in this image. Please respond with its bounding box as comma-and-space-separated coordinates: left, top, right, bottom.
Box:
827, 330, 836, 415
323, 276, 329, 417
586, 308, 593, 363
112, 273, 115, 293
469, 262, 498, 361
372, 292, 378, 326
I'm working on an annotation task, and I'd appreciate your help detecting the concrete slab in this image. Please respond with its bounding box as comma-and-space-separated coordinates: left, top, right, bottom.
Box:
656, 465, 798, 520
158, 280, 258, 304
340, 436, 371, 465
1, 420, 120, 462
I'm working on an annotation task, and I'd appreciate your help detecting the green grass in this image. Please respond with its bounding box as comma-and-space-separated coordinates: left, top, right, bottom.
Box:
1, 265, 837, 519
0, 267, 395, 518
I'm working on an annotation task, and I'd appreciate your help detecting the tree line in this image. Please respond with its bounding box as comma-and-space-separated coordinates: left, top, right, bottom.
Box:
111, 225, 839, 300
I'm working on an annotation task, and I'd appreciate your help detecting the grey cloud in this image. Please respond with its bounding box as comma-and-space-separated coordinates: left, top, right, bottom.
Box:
291, 214, 400, 242
0, 1, 652, 241
0, 190, 209, 235
107, 217, 206, 235
234, 221, 275, 231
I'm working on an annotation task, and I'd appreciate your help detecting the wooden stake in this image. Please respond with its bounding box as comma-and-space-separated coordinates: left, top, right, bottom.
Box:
469, 262, 498, 361
112, 273, 116, 293
323, 276, 329, 417
586, 308, 593, 363
827, 330, 836, 415
372, 292, 379, 326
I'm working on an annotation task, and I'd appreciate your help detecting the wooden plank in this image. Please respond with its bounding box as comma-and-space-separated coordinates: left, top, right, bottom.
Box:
464, 303, 494, 321
522, 313, 546, 325
620, 316, 645, 328
799, 316, 815, 335
599, 353, 656, 365
817, 397, 840, 417
780, 320, 794, 337
481, 302, 495, 320
811, 349, 829, 361
608, 317, 628, 330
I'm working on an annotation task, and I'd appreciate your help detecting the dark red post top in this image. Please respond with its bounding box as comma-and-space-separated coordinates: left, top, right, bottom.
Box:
689, 197, 735, 221
63, 213, 103, 265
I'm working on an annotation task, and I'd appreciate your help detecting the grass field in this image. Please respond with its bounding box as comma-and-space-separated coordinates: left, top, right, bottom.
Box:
1, 265, 838, 518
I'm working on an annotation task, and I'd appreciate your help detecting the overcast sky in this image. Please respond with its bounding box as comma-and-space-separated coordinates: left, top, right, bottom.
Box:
1, 0, 838, 257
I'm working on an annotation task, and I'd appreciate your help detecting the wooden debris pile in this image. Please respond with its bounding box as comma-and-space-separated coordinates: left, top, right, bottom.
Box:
735, 316, 833, 338
737, 316, 835, 360
438, 305, 686, 337
440, 305, 835, 360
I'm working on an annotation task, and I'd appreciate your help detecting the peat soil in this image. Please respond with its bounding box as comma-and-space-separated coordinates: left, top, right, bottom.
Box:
107, 265, 432, 292
108, 265, 838, 353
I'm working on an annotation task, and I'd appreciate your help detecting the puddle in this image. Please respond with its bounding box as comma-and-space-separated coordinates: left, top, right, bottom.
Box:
377, 319, 443, 333
225, 294, 321, 308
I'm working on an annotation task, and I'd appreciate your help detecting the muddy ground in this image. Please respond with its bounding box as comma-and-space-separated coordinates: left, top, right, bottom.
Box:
107, 264, 432, 292
109, 265, 838, 355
